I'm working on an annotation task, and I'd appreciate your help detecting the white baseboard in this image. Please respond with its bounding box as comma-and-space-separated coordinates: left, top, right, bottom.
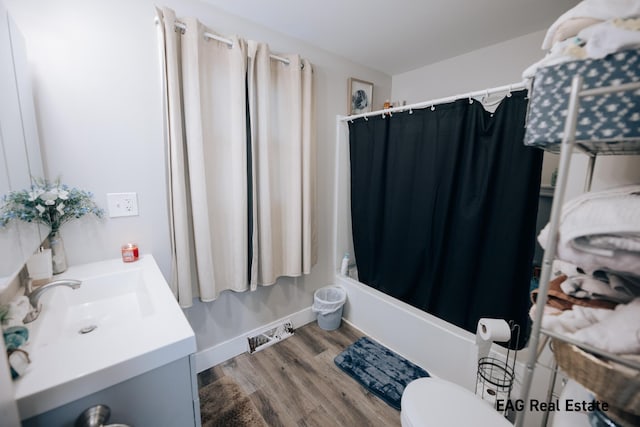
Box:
194, 306, 316, 373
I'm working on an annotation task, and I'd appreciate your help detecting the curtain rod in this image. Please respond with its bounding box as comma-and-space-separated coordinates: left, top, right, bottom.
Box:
172, 21, 292, 66
340, 81, 529, 122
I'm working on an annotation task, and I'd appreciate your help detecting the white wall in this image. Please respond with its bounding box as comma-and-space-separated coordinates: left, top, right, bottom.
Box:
5, 0, 391, 350
392, 30, 545, 104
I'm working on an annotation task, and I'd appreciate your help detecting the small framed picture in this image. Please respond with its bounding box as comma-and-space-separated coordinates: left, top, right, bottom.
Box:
348, 78, 374, 115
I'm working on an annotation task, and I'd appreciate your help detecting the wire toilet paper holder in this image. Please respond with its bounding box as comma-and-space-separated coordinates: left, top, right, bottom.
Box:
475, 321, 520, 414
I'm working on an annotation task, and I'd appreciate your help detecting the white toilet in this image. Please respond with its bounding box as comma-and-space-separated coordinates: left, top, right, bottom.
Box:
401, 377, 513, 427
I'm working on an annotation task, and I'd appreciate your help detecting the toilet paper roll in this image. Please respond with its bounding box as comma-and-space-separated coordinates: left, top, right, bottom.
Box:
476, 318, 511, 361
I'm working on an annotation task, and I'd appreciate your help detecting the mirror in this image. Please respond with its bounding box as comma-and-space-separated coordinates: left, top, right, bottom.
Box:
0, 3, 45, 290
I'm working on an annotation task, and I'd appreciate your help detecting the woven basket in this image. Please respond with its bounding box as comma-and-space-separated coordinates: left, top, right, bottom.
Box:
552, 339, 640, 423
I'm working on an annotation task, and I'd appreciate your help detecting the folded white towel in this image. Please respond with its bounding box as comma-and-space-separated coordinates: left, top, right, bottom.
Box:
560, 274, 636, 304
522, 37, 587, 79
578, 19, 640, 58
542, 0, 640, 50
559, 185, 640, 249
542, 305, 613, 334
569, 298, 640, 354
550, 237, 640, 276
578, 234, 640, 253
538, 185, 640, 275
552, 260, 582, 278
529, 303, 562, 322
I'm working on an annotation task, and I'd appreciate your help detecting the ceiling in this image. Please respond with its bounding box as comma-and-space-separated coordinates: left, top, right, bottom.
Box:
201, 0, 580, 75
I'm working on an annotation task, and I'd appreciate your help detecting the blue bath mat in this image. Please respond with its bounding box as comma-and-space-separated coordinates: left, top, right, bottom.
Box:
334, 336, 429, 410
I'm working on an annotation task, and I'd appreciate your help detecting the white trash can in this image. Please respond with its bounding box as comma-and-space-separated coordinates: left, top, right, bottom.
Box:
312, 286, 347, 331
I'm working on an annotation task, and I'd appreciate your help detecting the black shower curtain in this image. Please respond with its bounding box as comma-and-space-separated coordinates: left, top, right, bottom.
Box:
348, 91, 542, 348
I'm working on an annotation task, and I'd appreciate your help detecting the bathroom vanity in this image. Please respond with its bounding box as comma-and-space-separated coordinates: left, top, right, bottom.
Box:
14, 255, 199, 426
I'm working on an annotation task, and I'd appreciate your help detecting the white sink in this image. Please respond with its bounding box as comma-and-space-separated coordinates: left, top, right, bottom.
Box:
32, 269, 155, 347
13, 255, 196, 420
62, 269, 154, 335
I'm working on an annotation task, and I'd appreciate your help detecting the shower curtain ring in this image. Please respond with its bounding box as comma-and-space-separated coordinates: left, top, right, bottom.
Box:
409, 108, 413, 114
468, 94, 473, 104
430, 105, 435, 111
364, 116, 368, 121
507, 85, 513, 97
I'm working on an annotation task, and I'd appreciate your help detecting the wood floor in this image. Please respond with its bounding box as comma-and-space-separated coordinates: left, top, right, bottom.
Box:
197, 321, 401, 427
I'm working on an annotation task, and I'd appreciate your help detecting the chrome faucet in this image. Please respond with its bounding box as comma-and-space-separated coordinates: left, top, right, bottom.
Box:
23, 279, 82, 323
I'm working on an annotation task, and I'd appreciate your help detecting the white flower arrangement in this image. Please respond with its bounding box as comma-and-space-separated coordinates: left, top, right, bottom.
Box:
1, 178, 103, 232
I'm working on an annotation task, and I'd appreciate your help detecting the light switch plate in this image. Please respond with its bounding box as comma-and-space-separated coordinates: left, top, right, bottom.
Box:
106, 192, 139, 217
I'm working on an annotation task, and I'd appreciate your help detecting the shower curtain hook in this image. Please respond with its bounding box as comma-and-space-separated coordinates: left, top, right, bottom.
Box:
430, 104, 435, 111
409, 107, 413, 114
507, 85, 513, 97
468, 94, 473, 104
364, 116, 368, 121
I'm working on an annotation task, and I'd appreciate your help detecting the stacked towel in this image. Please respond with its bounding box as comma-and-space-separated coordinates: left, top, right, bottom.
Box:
538, 185, 640, 276
533, 186, 640, 355
561, 274, 639, 304
542, 304, 612, 335
531, 274, 618, 311
542, 0, 640, 50
523, 0, 640, 79
570, 298, 640, 354
542, 299, 640, 355
542, 298, 640, 354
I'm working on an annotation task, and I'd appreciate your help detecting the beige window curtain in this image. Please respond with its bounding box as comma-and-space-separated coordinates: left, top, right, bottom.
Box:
157, 7, 249, 306
156, 7, 194, 307
247, 42, 316, 287
156, 8, 316, 306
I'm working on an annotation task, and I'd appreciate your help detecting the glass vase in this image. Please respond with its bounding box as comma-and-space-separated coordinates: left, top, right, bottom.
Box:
48, 229, 67, 274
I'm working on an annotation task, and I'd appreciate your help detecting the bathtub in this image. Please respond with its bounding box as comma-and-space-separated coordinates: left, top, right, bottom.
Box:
336, 273, 559, 427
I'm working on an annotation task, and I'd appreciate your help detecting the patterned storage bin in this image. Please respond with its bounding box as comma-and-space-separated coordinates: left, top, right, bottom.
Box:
524, 49, 640, 154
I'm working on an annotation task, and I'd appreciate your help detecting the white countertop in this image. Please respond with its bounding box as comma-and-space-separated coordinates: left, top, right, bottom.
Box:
13, 255, 196, 419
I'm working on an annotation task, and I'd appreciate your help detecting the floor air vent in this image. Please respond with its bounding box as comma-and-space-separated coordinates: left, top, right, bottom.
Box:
247, 320, 294, 354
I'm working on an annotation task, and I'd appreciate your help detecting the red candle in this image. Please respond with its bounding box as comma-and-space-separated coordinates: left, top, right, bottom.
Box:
121, 243, 139, 262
